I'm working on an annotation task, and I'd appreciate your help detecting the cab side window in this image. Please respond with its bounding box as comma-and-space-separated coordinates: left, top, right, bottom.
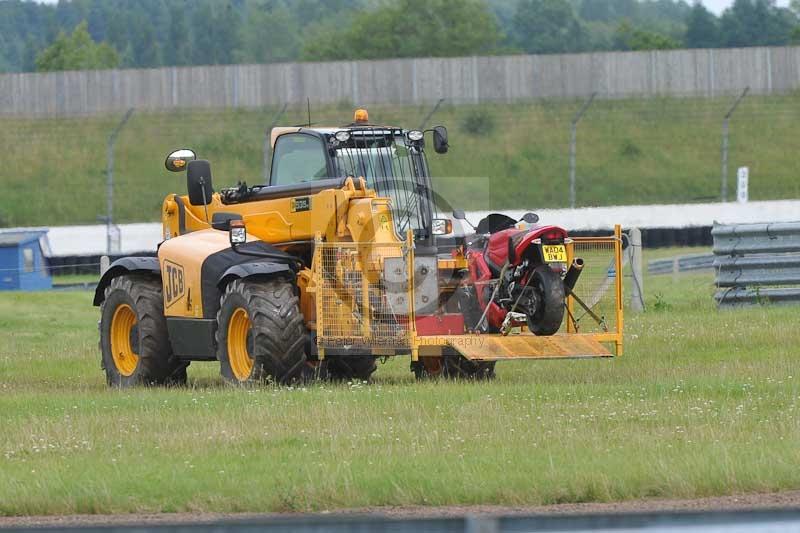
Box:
270, 134, 328, 186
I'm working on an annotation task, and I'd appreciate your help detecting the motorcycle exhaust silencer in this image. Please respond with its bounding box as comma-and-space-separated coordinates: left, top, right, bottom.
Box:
563, 258, 584, 294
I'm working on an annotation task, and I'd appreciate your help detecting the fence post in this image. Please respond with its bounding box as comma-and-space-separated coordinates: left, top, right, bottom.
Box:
569, 92, 596, 209
419, 98, 445, 130
105, 108, 134, 255
100, 255, 110, 276
263, 103, 288, 182
720, 87, 749, 202
630, 227, 644, 312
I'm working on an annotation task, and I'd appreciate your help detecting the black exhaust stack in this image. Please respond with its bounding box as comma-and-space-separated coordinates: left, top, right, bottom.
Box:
563, 258, 584, 294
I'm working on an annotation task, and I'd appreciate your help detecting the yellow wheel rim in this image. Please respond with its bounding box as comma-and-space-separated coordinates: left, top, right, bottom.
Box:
227, 308, 253, 381
110, 304, 139, 377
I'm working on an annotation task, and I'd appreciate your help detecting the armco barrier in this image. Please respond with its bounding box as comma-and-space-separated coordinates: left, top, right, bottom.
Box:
713, 222, 800, 307
648, 254, 715, 275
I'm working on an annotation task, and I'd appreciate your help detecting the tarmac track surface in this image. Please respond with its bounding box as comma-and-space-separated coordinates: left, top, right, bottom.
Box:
1, 490, 799, 529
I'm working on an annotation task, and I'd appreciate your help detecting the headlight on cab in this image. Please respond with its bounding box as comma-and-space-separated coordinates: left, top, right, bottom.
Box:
431, 218, 452, 236
229, 220, 247, 245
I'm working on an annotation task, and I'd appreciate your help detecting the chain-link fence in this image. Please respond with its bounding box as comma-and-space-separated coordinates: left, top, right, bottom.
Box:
1, 95, 798, 229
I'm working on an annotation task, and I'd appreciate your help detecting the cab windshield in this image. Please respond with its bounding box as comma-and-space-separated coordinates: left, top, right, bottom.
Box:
330, 128, 432, 239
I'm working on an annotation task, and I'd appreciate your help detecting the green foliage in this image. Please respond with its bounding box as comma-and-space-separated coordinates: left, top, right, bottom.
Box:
513, 0, 586, 53
579, 0, 639, 22
619, 138, 642, 159
235, 3, 299, 63
614, 20, 680, 50
1, 0, 800, 73
651, 291, 672, 311
685, 2, 719, 48
461, 108, 497, 136
35, 21, 119, 72
301, 0, 502, 61
719, 0, 797, 47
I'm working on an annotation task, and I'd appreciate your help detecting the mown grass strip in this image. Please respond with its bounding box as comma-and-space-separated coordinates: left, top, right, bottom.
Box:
0, 268, 798, 515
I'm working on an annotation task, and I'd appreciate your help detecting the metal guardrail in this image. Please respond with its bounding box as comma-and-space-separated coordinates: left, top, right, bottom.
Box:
648, 254, 715, 275
712, 221, 800, 307
3, 509, 800, 533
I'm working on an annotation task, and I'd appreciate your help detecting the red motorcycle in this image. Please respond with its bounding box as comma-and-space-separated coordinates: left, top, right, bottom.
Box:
453, 211, 583, 336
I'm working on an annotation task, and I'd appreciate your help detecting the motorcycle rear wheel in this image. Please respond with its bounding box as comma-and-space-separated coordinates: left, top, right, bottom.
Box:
527, 265, 565, 336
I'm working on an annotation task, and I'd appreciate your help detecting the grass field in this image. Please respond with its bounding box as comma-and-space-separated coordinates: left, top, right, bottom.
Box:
1, 95, 799, 227
1, 254, 799, 517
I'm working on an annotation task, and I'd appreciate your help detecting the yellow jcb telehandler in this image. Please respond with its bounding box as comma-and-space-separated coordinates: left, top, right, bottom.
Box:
94, 109, 624, 386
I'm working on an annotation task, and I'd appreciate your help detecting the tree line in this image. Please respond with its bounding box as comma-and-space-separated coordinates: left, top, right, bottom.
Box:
1, 0, 798, 73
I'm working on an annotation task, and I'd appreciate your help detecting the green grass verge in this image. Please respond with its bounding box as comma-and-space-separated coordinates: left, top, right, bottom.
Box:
51, 274, 100, 285
1, 261, 798, 516
1, 95, 799, 227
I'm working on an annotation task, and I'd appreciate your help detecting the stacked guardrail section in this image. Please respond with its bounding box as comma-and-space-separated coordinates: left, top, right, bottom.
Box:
713, 222, 800, 307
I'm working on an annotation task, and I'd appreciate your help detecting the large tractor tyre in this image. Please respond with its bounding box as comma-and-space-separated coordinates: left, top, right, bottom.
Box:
527, 265, 566, 336
441, 353, 496, 381
99, 275, 187, 387
216, 278, 307, 385
326, 355, 377, 382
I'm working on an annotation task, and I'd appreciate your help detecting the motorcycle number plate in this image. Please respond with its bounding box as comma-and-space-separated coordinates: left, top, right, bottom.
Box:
542, 245, 567, 263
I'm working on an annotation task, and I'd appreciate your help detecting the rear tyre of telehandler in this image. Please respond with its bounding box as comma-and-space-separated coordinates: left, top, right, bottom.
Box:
326, 355, 377, 382
100, 275, 187, 387
216, 278, 307, 385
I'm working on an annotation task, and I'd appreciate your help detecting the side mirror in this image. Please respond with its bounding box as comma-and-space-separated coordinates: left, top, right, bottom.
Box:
186, 160, 214, 206
432, 126, 449, 154
452, 209, 466, 220
165, 149, 196, 172
522, 212, 539, 224
211, 212, 243, 232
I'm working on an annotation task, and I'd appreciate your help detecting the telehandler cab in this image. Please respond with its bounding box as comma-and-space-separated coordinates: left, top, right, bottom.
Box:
94, 109, 624, 386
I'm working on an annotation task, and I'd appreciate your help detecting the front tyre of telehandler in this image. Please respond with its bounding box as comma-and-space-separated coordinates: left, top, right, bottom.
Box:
216, 278, 307, 385
100, 275, 187, 387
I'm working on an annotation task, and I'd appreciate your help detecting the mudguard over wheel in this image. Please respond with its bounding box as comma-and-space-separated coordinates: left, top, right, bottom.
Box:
216, 278, 307, 385
99, 275, 186, 387
527, 264, 565, 336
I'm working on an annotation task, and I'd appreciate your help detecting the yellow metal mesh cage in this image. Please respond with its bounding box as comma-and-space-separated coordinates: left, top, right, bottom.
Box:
566, 235, 623, 337
314, 241, 413, 349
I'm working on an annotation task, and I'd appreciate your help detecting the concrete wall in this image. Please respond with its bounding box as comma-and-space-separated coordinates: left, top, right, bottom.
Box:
1, 46, 799, 116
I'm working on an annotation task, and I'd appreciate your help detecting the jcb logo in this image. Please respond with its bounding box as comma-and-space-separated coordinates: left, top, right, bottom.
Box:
163, 260, 185, 308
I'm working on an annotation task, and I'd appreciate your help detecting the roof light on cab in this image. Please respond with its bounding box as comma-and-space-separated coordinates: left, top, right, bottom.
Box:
354, 108, 369, 123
